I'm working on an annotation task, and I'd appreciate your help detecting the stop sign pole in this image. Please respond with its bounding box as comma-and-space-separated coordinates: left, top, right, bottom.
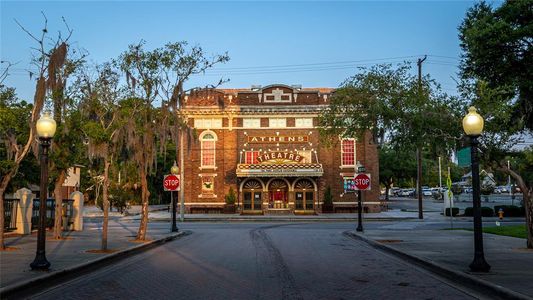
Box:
354, 162, 371, 232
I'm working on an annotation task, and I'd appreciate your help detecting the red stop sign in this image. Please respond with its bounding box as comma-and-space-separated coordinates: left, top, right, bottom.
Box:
164, 174, 180, 191
354, 173, 371, 190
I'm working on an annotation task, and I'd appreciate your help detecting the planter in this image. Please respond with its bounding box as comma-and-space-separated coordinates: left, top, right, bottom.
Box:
322, 204, 334, 213
223, 204, 236, 214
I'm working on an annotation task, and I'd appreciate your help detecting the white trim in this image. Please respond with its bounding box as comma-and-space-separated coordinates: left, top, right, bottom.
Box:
185, 202, 223, 205
340, 138, 356, 168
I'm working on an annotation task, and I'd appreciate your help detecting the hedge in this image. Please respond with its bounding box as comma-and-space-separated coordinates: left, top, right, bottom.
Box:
444, 207, 459, 216
493, 205, 525, 217
464, 207, 494, 217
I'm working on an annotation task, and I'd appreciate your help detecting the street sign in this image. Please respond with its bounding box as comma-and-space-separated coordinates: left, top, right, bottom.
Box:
457, 147, 471, 167
354, 173, 371, 190
164, 174, 180, 191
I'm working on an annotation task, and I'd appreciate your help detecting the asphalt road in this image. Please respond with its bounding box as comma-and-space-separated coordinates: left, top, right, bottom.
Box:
30, 223, 474, 300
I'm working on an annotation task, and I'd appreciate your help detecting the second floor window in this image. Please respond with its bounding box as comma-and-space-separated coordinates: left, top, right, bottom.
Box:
341, 139, 355, 166
269, 118, 286, 128
201, 132, 216, 168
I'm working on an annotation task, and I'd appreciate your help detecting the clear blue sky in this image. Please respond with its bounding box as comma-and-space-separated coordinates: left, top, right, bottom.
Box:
1, 1, 491, 102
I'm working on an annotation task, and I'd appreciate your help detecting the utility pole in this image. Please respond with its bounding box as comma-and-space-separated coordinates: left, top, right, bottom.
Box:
439, 156, 442, 191
416, 55, 427, 219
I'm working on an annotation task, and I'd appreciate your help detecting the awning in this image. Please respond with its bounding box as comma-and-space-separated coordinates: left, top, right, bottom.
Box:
236, 163, 323, 177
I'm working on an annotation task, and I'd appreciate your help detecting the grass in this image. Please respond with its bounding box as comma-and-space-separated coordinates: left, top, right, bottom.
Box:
482, 225, 527, 239
444, 225, 527, 239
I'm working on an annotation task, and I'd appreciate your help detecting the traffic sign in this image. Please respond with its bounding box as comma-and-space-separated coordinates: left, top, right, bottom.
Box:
354, 173, 371, 190
164, 174, 180, 191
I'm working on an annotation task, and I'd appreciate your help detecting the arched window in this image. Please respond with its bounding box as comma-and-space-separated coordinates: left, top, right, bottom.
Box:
200, 131, 217, 168
341, 138, 355, 167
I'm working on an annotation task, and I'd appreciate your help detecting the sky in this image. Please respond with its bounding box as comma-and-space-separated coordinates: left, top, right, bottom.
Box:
1, 1, 491, 102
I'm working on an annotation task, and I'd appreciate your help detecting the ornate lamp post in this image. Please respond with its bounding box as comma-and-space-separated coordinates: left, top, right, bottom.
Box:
170, 161, 179, 232
462, 106, 491, 272
30, 111, 56, 270
356, 161, 365, 232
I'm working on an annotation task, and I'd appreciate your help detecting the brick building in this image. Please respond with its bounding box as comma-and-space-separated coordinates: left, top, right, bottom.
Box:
182, 84, 380, 214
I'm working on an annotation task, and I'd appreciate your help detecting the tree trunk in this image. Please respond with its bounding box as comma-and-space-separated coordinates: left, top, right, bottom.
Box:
417, 146, 423, 219
136, 166, 150, 241
502, 166, 533, 248
53, 170, 67, 239
525, 191, 533, 249
101, 159, 110, 250
1, 169, 17, 250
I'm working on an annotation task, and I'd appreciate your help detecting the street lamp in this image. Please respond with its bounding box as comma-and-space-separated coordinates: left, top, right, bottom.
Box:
356, 161, 365, 232
30, 111, 56, 270
462, 106, 491, 272
170, 161, 179, 232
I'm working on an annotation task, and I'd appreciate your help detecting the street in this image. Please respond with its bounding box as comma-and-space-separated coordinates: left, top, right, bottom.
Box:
29, 222, 473, 300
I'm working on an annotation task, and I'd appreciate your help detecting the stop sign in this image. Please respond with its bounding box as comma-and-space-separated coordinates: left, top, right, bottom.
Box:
354, 173, 371, 190
163, 174, 180, 191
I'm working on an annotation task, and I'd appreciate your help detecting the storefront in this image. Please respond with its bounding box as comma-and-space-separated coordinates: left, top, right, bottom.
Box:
181, 84, 380, 214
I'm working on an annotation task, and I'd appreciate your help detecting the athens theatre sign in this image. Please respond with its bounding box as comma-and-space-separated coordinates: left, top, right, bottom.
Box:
256, 151, 304, 163
247, 135, 309, 143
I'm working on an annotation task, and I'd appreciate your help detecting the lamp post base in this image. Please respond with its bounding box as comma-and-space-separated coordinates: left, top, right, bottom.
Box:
469, 256, 491, 272
30, 252, 50, 271
356, 225, 363, 232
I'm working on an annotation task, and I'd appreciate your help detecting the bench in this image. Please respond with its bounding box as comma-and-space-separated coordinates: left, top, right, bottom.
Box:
190, 206, 223, 214
334, 206, 369, 213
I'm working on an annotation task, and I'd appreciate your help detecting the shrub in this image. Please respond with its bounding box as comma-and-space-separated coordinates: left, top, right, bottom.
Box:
323, 186, 333, 206
225, 187, 236, 205
444, 207, 459, 216
493, 205, 524, 217
451, 184, 463, 195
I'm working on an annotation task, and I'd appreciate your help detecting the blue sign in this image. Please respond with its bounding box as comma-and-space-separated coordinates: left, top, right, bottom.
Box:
343, 178, 357, 193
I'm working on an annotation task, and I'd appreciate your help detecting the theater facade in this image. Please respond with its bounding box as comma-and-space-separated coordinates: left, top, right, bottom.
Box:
181, 84, 380, 214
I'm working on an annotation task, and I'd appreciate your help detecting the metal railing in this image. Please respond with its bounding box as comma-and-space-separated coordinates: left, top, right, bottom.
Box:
31, 198, 74, 230
3, 198, 19, 232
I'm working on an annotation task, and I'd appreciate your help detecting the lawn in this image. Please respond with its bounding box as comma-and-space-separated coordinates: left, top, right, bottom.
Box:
445, 225, 527, 239
482, 225, 527, 239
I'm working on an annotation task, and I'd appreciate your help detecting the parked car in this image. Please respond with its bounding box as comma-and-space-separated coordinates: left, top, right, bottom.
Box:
422, 188, 432, 197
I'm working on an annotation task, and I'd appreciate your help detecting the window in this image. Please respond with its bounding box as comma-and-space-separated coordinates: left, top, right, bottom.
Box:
295, 118, 313, 128
341, 139, 355, 166
269, 118, 286, 128
245, 151, 260, 164
243, 118, 261, 128
200, 131, 217, 168
194, 118, 222, 129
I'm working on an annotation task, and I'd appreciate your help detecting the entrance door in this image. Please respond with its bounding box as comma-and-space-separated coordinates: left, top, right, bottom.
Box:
295, 191, 314, 210
294, 179, 315, 211
268, 179, 288, 209
243, 191, 262, 211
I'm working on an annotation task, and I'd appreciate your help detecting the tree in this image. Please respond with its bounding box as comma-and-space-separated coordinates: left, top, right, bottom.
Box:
460, 81, 533, 248
78, 63, 123, 250
459, 0, 532, 130
47, 42, 86, 240
379, 145, 416, 201
0, 17, 69, 249
459, 0, 533, 248
319, 63, 462, 217
116, 41, 228, 241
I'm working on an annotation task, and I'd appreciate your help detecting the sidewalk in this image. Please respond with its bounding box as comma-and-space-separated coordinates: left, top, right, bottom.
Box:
350, 228, 533, 298
0, 219, 182, 293
120, 209, 421, 222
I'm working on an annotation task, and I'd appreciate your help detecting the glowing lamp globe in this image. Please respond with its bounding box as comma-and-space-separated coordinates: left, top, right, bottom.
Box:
171, 161, 180, 175
462, 106, 484, 136
36, 111, 57, 138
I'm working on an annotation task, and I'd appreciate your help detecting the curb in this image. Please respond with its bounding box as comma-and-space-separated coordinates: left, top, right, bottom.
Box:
124, 217, 417, 222
0, 231, 188, 299
344, 231, 532, 300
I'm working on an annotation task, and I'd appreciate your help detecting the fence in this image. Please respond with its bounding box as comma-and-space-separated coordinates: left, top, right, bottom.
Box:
3, 198, 19, 232
31, 198, 74, 230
